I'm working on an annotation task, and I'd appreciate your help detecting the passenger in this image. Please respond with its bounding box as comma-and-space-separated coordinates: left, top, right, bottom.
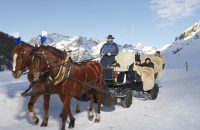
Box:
141, 58, 154, 69
127, 60, 142, 83
155, 51, 165, 69
155, 51, 161, 57
135, 60, 141, 66
100, 35, 119, 68
129, 59, 141, 70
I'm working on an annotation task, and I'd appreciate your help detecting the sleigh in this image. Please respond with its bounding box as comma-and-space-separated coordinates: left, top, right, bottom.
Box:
102, 52, 160, 108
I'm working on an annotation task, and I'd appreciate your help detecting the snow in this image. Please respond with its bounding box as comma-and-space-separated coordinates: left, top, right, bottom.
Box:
163, 31, 200, 70
133, 42, 158, 54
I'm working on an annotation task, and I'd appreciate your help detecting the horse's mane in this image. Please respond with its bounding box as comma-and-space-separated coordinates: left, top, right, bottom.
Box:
45, 46, 64, 59
22, 43, 34, 49
12, 43, 34, 56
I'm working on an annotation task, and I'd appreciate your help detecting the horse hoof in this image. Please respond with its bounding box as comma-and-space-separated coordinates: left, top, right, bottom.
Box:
34, 117, 39, 125
68, 120, 75, 129
88, 115, 94, 121
94, 119, 100, 123
40, 121, 48, 127
61, 127, 66, 130
75, 109, 80, 113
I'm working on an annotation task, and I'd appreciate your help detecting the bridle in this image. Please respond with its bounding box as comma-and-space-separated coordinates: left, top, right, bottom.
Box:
31, 51, 51, 80
13, 50, 29, 75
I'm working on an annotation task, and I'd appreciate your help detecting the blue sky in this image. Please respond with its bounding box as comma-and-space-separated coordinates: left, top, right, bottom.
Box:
0, 0, 200, 48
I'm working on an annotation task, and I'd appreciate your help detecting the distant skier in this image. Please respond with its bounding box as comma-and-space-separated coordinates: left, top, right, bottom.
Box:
141, 58, 154, 69
100, 35, 119, 68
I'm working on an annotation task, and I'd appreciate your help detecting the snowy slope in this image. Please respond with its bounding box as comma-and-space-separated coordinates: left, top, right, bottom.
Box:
163, 22, 200, 70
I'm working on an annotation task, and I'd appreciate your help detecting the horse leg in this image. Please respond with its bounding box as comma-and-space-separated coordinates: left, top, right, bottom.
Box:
41, 95, 50, 127
94, 93, 102, 123
61, 96, 75, 130
61, 107, 67, 130
28, 96, 40, 125
60, 95, 68, 130
59, 95, 66, 118
67, 97, 75, 128
75, 100, 80, 113
88, 94, 94, 121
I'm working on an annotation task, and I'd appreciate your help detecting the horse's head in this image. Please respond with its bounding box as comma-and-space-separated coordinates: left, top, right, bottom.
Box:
29, 45, 65, 82
12, 44, 33, 79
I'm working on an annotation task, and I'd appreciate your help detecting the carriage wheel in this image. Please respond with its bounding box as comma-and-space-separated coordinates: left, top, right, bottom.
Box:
121, 89, 133, 108
112, 95, 117, 105
148, 84, 159, 100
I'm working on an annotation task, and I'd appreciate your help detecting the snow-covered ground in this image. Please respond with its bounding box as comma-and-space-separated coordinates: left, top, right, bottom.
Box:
0, 69, 200, 130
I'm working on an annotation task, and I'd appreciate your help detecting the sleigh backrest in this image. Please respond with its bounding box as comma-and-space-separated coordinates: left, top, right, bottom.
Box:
114, 52, 135, 72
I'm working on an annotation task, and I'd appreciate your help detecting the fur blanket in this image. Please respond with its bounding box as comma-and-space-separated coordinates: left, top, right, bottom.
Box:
133, 64, 155, 91
140, 55, 165, 80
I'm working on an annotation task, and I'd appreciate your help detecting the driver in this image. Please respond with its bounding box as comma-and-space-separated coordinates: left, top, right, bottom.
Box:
100, 35, 119, 68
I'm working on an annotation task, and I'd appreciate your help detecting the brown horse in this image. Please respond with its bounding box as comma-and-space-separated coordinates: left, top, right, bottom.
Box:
12, 44, 81, 127
28, 45, 105, 130
12, 44, 51, 126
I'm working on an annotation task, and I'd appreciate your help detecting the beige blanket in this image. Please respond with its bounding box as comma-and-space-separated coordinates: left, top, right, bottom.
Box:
133, 64, 155, 91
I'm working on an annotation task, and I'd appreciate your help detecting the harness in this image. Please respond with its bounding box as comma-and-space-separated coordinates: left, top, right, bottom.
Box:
22, 49, 115, 98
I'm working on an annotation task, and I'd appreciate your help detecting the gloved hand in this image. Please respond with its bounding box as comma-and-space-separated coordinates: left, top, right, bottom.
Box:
107, 53, 111, 56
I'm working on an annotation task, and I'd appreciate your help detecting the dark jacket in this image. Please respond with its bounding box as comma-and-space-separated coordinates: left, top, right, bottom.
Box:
100, 42, 119, 68
126, 63, 141, 82
100, 42, 119, 56
141, 62, 154, 69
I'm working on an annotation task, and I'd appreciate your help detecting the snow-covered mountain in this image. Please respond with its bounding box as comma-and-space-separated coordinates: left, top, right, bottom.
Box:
29, 33, 158, 61
29, 33, 105, 61
162, 21, 200, 69
133, 42, 157, 54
